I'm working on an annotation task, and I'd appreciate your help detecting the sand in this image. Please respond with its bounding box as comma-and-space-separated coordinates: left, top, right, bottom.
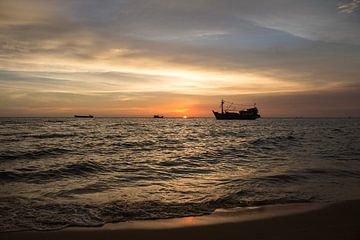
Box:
2, 200, 360, 240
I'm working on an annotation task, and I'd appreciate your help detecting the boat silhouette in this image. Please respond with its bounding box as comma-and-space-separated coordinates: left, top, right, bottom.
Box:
74, 115, 94, 118
212, 99, 260, 120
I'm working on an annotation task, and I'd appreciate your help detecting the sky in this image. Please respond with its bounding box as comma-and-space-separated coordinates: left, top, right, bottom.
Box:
0, 0, 359, 117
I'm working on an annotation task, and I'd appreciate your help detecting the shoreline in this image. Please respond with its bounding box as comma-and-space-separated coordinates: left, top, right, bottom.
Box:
2, 200, 360, 240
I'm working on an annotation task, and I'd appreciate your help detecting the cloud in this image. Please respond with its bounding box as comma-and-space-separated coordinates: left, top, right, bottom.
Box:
338, 0, 360, 13
0, 0, 359, 116
1, 85, 359, 117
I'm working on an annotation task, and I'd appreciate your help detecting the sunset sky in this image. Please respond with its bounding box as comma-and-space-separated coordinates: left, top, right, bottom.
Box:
0, 0, 359, 117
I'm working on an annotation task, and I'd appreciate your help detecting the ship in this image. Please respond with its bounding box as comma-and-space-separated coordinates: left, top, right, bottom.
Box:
74, 115, 94, 118
153, 115, 164, 118
212, 99, 260, 120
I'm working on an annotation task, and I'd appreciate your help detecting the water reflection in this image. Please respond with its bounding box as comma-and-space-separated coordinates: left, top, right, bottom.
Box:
0, 118, 359, 231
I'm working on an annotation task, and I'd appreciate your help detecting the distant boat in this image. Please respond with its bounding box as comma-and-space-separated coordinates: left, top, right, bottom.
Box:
74, 115, 94, 118
153, 115, 164, 118
212, 99, 260, 120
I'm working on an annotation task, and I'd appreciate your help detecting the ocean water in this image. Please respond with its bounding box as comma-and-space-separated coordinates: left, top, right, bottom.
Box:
0, 117, 359, 232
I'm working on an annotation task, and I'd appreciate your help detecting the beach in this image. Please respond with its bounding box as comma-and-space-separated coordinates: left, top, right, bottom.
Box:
2, 200, 360, 240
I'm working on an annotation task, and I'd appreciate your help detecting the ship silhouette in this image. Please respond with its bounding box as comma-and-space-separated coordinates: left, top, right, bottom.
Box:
212, 99, 260, 120
74, 115, 94, 118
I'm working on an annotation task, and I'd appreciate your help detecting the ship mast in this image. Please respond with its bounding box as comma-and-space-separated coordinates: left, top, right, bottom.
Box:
221, 99, 224, 114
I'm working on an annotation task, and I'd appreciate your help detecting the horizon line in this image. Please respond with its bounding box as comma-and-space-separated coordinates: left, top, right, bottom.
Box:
0, 116, 359, 119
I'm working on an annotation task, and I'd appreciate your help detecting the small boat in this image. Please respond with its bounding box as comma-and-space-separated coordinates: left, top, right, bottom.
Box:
153, 115, 164, 118
74, 115, 94, 118
212, 99, 260, 120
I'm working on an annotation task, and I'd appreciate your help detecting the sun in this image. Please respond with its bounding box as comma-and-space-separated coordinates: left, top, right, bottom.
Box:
183, 115, 188, 119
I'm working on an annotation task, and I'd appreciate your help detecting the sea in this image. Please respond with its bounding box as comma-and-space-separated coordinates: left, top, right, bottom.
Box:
0, 117, 359, 232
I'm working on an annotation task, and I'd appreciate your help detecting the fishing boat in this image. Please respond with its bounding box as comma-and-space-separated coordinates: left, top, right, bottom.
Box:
74, 115, 94, 118
153, 115, 164, 118
212, 99, 260, 120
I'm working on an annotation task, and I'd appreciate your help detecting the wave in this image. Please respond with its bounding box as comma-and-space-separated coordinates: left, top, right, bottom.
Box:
247, 169, 360, 187
0, 132, 76, 139
0, 120, 30, 125
0, 147, 71, 162
29, 133, 76, 139
169, 167, 213, 175
252, 173, 307, 184
302, 168, 360, 178
210, 190, 314, 209
248, 134, 297, 147
113, 140, 157, 148
0, 161, 106, 183
44, 120, 66, 123
48, 182, 111, 198
0, 193, 314, 232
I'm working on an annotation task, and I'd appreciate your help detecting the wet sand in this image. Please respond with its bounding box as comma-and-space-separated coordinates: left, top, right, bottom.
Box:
2, 200, 360, 240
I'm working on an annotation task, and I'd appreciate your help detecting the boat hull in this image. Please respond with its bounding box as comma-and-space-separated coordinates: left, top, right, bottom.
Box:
74, 115, 94, 118
212, 111, 260, 120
